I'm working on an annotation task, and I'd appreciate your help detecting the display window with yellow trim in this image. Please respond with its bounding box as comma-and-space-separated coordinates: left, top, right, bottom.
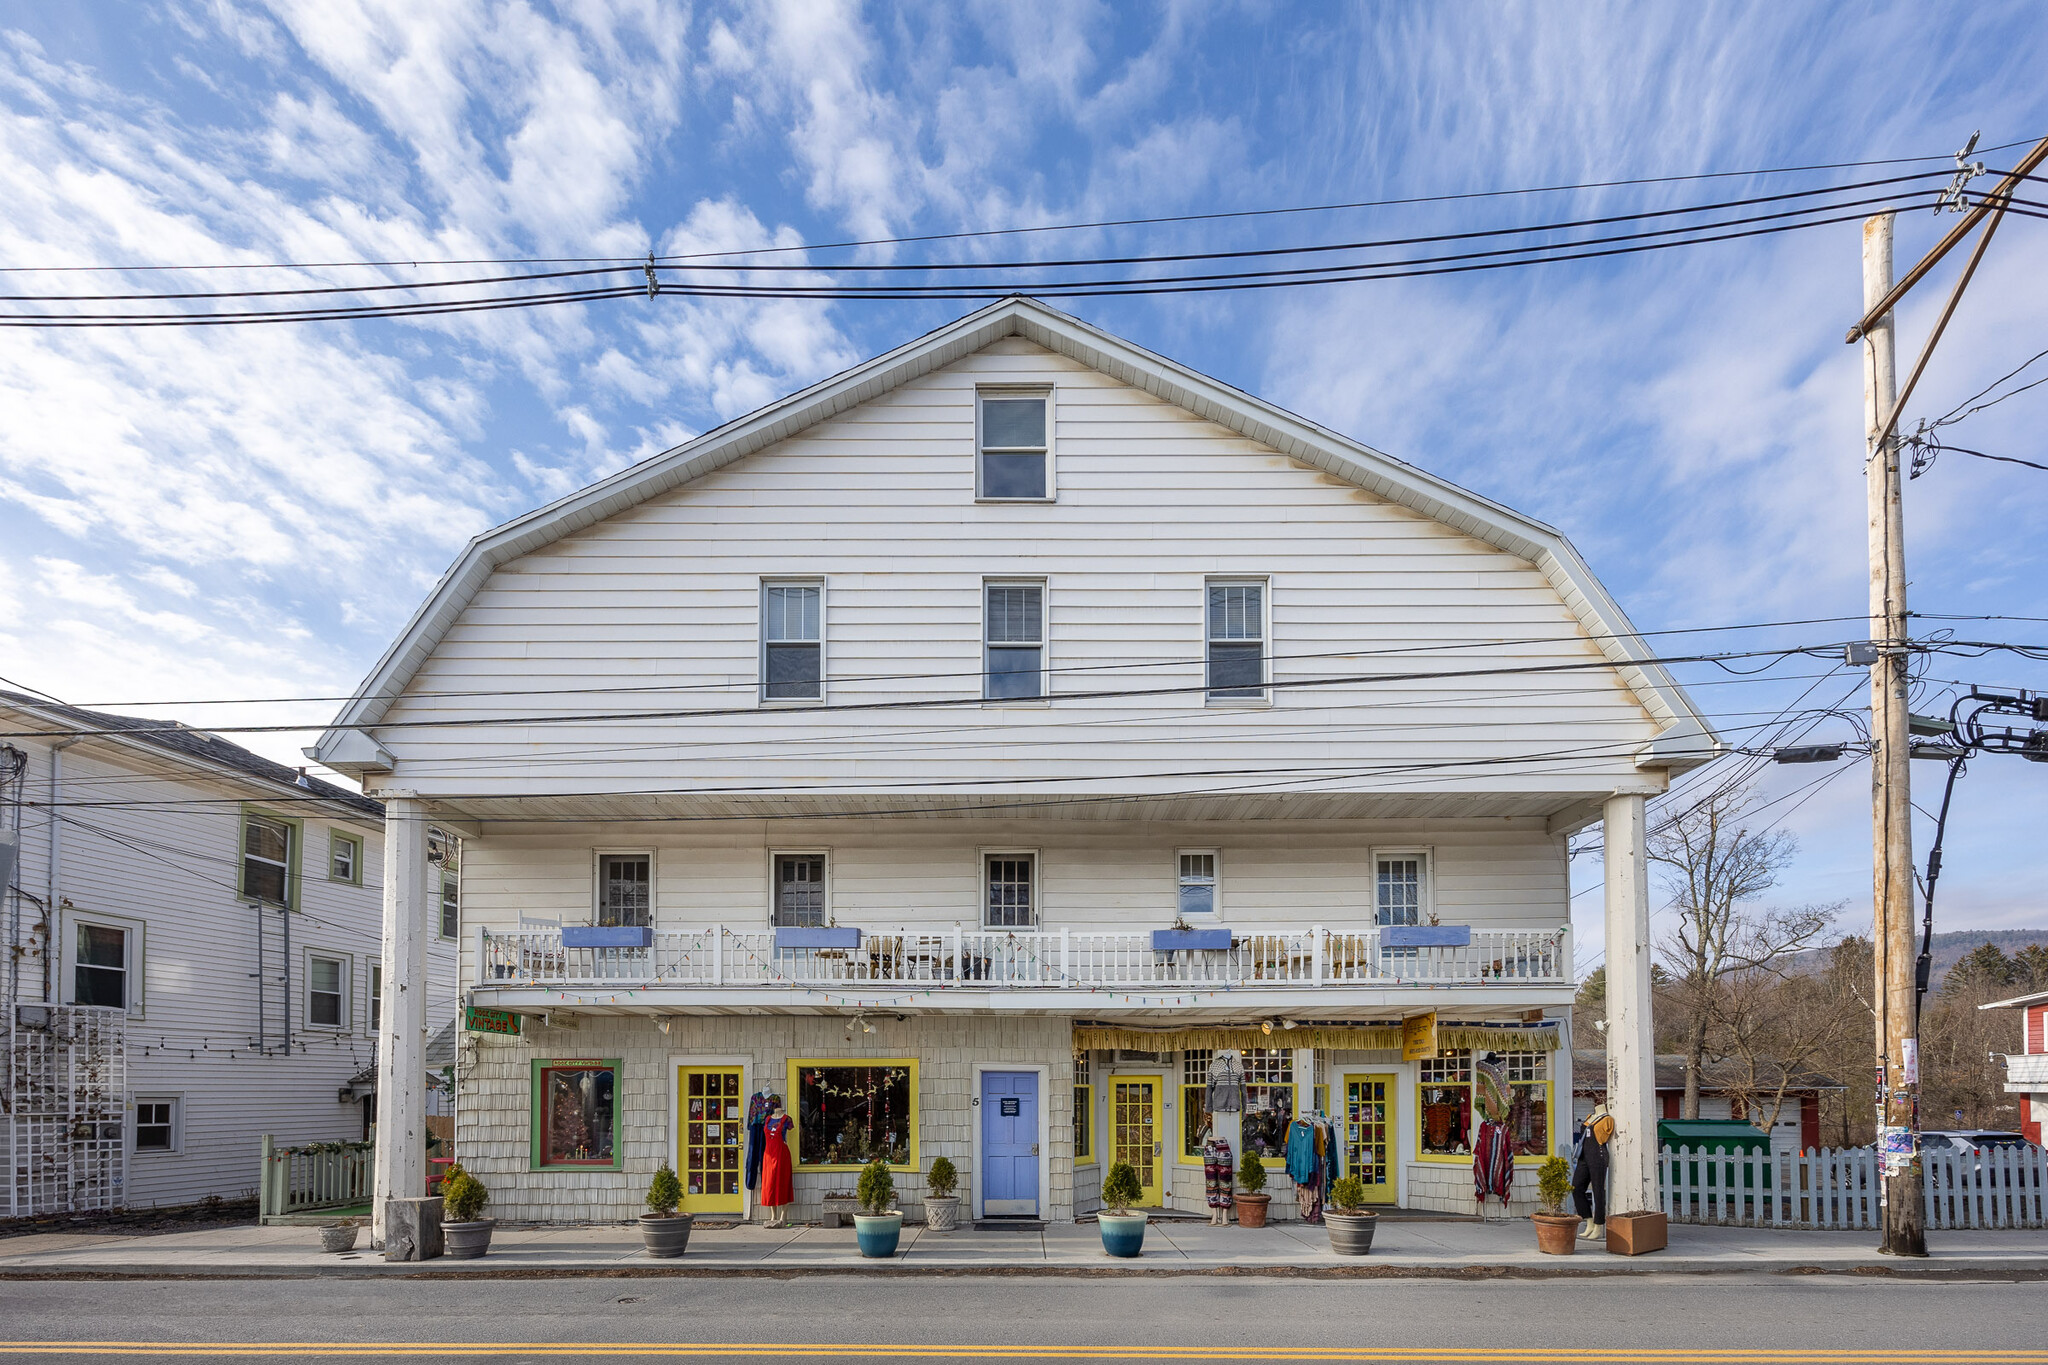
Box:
1415, 1049, 1552, 1162
1240, 1047, 1295, 1163
1074, 1084, 1094, 1165
788, 1059, 918, 1170
1179, 1050, 1212, 1162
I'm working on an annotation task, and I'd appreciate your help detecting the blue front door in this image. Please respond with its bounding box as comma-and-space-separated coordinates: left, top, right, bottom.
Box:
981, 1071, 1039, 1216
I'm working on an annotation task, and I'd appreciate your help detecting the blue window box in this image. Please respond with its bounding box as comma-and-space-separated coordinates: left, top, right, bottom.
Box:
1382, 925, 1471, 948
1150, 928, 1233, 952
776, 927, 862, 951
562, 926, 653, 949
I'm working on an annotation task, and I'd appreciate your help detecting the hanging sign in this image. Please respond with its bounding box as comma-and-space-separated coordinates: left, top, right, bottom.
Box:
1401, 1011, 1438, 1062
465, 1005, 522, 1037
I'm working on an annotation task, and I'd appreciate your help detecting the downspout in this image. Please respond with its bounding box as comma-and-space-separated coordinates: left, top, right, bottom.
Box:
3, 743, 26, 1009
46, 738, 82, 1006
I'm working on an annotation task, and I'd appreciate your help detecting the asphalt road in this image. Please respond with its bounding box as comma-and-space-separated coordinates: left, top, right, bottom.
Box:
3, 1274, 2043, 1363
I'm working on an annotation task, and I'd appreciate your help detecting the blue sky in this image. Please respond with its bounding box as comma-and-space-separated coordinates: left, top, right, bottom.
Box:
2, 2, 2045, 960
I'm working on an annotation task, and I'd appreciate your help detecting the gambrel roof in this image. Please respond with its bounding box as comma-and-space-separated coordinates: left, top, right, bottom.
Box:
313, 296, 1716, 775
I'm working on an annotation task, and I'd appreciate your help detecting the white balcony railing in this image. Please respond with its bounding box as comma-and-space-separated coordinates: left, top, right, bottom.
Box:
477, 925, 1568, 992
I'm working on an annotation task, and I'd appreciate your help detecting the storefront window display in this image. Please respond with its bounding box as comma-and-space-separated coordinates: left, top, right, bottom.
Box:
531, 1059, 620, 1169
790, 1060, 916, 1168
1417, 1049, 1551, 1159
1239, 1048, 1294, 1161
1181, 1051, 1212, 1159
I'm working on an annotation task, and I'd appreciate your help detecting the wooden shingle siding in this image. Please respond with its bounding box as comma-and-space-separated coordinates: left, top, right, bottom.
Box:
375, 340, 1657, 797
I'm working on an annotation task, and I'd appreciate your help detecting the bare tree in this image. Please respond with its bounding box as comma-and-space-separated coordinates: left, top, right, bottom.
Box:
1649, 783, 1835, 1119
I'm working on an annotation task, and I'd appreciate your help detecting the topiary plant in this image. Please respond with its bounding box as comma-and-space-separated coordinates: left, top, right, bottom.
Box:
646, 1163, 683, 1218
1330, 1174, 1368, 1213
857, 1158, 896, 1216
1237, 1149, 1267, 1195
926, 1156, 958, 1199
441, 1162, 490, 1223
1101, 1160, 1143, 1214
1536, 1155, 1572, 1215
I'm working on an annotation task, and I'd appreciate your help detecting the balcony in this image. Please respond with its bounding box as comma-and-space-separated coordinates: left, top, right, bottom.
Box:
475, 924, 1569, 1006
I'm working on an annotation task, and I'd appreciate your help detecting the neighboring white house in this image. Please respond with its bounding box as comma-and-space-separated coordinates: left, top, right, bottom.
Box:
0, 691, 458, 1214
1983, 989, 2048, 1147
314, 297, 1711, 1233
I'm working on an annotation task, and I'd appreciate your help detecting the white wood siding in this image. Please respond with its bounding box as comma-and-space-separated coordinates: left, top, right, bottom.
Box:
2, 725, 456, 1208
373, 339, 1658, 799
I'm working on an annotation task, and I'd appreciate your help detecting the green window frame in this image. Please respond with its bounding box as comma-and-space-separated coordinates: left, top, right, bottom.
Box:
530, 1058, 623, 1171
328, 830, 364, 885
239, 805, 303, 911
1074, 1084, 1094, 1165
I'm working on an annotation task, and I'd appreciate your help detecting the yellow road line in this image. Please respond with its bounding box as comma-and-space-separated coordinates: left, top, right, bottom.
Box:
2, 1348, 2045, 1362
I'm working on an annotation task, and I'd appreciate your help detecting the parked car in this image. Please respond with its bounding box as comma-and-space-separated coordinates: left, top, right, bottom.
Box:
1917, 1131, 2044, 1197
1920, 1130, 2040, 1156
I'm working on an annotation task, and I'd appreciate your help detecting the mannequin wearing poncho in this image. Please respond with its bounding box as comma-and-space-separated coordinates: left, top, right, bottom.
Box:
1471, 1055, 1514, 1208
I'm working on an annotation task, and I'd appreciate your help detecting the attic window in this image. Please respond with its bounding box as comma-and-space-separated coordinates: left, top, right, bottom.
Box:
977, 391, 1051, 500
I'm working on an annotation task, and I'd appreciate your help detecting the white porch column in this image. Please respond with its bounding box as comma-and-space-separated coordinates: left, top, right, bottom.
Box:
372, 797, 431, 1246
1602, 791, 1657, 1213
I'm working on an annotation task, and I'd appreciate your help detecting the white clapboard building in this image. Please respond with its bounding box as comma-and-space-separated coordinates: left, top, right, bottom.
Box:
1, 692, 457, 1214
315, 298, 1708, 1233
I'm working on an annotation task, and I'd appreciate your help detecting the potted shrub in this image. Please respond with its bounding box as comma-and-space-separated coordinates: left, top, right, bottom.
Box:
1531, 1155, 1578, 1255
440, 1163, 493, 1259
640, 1162, 693, 1258
924, 1156, 961, 1233
1096, 1160, 1147, 1258
853, 1159, 902, 1258
1324, 1174, 1377, 1255
1234, 1149, 1271, 1229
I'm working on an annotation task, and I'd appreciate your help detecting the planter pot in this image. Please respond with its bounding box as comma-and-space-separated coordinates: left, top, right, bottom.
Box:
1235, 1192, 1271, 1229
319, 1224, 359, 1254
820, 1193, 860, 1229
1605, 1210, 1668, 1256
640, 1213, 694, 1258
924, 1195, 960, 1233
1532, 1211, 1580, 1256
442, 1219, 494, 1260
1324, 1209, 1377, 1256
1097, 1210, 1148, 1258
854, 1212, 903, 1258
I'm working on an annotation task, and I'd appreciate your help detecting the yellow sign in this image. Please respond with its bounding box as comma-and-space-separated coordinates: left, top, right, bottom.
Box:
1401, 1012, 1438, 1062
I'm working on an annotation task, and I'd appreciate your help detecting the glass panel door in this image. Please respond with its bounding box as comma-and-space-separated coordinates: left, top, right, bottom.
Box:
1110, 1076, 1162, 1207
1343, 1073, 1398, 1204
678, 1066, 745, 1213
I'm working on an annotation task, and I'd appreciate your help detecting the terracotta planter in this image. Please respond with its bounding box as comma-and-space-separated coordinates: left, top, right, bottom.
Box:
639, 1213, 694, 1258
1531, 1211, 1579, 1255
1097, 1210, 1147, 1258
1235, 1192, 1271, 1228
1606, 1210, 1668, 1256
924, 1195, 960, 1232
1324, 1209, 1377, 1255
441, 1219, 494, 1260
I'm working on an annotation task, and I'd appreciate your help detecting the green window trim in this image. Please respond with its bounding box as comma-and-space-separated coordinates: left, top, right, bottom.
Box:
239, 804, 304, 912
329, 830, 365, 885
530, 1058, 624, 1172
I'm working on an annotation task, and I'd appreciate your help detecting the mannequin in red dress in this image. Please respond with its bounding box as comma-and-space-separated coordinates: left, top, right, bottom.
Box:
757, 1096, 795, 1227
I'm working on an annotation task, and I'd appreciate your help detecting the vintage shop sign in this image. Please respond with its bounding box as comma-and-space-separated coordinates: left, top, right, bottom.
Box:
1401, 1011, 1438, 1062
464, 1005, 522, 1037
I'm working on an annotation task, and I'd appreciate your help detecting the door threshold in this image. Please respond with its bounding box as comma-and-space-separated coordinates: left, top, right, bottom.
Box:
972, 1217, 1047, 1232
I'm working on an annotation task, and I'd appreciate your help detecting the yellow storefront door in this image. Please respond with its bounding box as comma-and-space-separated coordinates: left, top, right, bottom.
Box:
1110, 1076, 1163, 1207
1342, 1072, 1399, 1205
678, 1066, 745, 1214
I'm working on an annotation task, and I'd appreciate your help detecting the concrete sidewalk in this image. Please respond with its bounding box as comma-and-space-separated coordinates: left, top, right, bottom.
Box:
1, 1217, 2042, 1278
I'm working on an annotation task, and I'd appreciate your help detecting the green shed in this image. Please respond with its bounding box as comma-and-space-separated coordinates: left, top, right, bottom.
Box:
1660, 1118, 1773, 1201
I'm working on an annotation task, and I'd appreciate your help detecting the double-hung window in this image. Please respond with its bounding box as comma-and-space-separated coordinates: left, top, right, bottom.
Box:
243, 815, 292, 905
1177, 851, 1218, 917
440, 872, 460, 940
762, 581, 823, 701
329, 831, 361, 884
985, 853, 1036, 927
308, 953, 346, 1029
597, 853, 652, 927
75, 922, 129, 1009
134, 1098, 179, 1153
977, 390, 1050, 500
773, 853, 827, 927
370, 964, 383, 1031
1205, 580, 1266, 701
984, 581, 1045, 700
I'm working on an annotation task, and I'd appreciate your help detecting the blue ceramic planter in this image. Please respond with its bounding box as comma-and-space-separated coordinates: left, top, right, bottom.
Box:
1097, 1212, 1147, 1258
853, 1213, 902, 1258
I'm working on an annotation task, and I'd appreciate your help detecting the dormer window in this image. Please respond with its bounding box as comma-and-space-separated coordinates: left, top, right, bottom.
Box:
977, 390, 1051, 500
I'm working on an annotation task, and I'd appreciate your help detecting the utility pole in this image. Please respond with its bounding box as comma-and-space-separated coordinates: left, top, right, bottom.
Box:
1860, 212, 1924, 1255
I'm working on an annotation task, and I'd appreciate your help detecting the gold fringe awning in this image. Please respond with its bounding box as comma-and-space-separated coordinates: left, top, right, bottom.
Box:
1071, 1023, 1558, 1055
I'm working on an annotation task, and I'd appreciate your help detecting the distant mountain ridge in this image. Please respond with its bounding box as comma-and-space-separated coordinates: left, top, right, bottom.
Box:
1793, 927, 2048, 985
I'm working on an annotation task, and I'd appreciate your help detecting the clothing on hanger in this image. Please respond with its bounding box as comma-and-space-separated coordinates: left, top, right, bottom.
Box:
1206, 1050, 1246, 1114
745, 1090, 774, 1193
1473, 1119, 1514, 1205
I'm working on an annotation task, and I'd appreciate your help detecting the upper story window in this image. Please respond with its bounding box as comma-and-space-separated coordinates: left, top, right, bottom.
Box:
762, 581, 824, 701
440, 871, 460, 940
370, 964, 383, 1031
1178, 851, 1218, 916
307, 953, 347, 1029
243, 814, 292, 905
597, 853, 652, 927
75, 922, 129, 1009
977, 390, 1051, 500
329, 831, 361, 884
985, 853, 1037, 928
774, 853, 827, 927
984, 581, 1045, 700
1375, 853, 1428, 926
1205, 580, 1267, 702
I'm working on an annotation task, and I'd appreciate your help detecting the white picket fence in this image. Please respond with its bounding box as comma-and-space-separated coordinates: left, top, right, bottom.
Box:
258, 1134, 374, 1224
1660, 1143, 2047, 1230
